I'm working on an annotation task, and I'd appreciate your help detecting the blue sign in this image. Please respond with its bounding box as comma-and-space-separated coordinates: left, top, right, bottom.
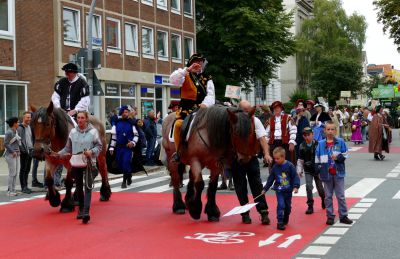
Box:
92, 37, 102, 46
129, 86, 135, 96
154, 75, 162, 85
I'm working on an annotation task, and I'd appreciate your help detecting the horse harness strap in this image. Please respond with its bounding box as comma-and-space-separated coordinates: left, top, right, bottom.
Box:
197, 131, 210, 149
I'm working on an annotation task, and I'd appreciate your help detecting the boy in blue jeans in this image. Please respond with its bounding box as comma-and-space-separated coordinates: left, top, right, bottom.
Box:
262, 147, 300, 230
315, 121, 353, 225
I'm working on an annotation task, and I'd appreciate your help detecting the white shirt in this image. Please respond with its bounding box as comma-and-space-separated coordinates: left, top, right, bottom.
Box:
254, 117, 266, 139
51, 74, 90, 111
169, 67, 215, 107
265, 115, 297, 145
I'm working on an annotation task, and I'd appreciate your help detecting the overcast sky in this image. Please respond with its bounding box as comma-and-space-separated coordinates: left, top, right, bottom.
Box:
342, 0, 400, 69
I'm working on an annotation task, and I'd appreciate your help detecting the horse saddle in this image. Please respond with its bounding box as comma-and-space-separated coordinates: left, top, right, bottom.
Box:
169, 112, 196, 143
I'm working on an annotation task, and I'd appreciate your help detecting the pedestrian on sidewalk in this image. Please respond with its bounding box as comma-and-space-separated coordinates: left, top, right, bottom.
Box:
350, 114, 363, 145
143, 110, 158, 166
56, 111, 102, 224
369, 105, 390, 160
17, 111, 34, 194
262, 147, 300, 231
4, 117, 21, 196
296, 127, 325, 215
315, 121, 353, 225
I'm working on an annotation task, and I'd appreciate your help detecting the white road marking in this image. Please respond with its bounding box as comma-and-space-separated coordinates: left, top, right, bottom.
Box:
345, 178, 385, 198
313, 236, 341, 245
354, 202, 373, 208
360, 198, 376, 203
293, 181, 317, 197
349, 208, 368, 213
392, 190, 400, 199
386, 173, 399, 178
324, 228, 349, 235
139, 179, 190, 193
302, 246, 331, 255
348, 147, 363, 152
112, 176, 171, 192
391, 169, 400, 173
0, 202, 13, 206
348, 214, 362, 220
333, 221, 356, 227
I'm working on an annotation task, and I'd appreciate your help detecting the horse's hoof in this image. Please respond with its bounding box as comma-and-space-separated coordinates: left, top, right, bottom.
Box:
59, 206, 75, 213
99, 195, 109, 202
49, 192, 61, 207
173, 209, 186, 215
208, 216, 220, 222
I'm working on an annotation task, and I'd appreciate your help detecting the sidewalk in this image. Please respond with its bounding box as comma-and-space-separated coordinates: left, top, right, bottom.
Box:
0, 157, 165, 193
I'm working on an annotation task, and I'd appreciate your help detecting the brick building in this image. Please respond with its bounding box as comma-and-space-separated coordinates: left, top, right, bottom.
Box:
0, 0, 196, 137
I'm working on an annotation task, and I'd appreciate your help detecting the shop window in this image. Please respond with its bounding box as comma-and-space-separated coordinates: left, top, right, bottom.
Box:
125, 23, 138, 55
86, 14, 102, 47
184, 37, 193, 62
171, 0, 180, 13
0, 83, 27, 135
63, 8, 81, 46
171, 33, 181, 62
142, 27, 154, 58
106, 17, 121, 52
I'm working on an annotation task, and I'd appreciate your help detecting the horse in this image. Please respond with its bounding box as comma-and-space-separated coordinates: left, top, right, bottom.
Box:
31, 102, 111, 212
162, 105, 259, 221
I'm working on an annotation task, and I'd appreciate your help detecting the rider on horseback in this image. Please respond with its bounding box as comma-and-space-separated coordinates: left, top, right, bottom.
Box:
51, 63, 90, 117
169, 54, 215, 162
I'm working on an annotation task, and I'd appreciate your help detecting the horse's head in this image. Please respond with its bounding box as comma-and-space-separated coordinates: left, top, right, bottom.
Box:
227, 107, 259, 164
31, 102, 57, 160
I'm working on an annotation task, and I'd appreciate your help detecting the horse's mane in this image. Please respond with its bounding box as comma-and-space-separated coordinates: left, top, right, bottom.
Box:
190, 105, 251, 150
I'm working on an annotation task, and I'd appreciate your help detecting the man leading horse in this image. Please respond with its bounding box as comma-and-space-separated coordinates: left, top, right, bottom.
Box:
169, 53, 215, 162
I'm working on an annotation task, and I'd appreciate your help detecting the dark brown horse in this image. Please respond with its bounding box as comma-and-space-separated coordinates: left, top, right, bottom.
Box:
162, 105, 259, 221
31, 102, 111, 212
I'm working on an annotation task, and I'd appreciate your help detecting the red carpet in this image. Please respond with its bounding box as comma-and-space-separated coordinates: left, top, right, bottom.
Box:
0, 193, 358, 259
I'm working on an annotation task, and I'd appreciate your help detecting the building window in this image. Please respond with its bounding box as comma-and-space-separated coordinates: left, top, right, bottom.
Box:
184, 37, 193, 62
106, 17, 121, 52
86, 14, 102, 47
142, 27, 154, 58
104, 83, 136, 130
125, 23, 138, 56
63, 8, 81, 46
171, 0, 180, 14
183, 0, 192, 16
0, 0, 14, 36
171, 33, 181, 62
157, 31, 168, 61
157, 0, 167, 10
0, 83, 27, 135
141, 0, 153, 7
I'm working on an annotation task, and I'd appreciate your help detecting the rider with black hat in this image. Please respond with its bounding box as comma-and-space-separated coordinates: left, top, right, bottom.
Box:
169, 53, 215, 161
51, 63, 90, 117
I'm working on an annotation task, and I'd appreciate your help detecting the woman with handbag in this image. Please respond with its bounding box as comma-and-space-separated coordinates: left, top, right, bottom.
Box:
55, 111, 102, 224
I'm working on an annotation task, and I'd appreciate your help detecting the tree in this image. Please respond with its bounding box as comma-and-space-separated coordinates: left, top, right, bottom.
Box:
297, 0, 367, 99
374, 0, 400, 45
196, 0, 296, 98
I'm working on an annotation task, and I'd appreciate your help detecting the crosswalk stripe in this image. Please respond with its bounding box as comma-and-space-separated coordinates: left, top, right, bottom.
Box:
392, 190, 400, 199
112, 176, 171, 192
139, 179, 190, 193
293, 181, 317, 197
345, 178, 386, 198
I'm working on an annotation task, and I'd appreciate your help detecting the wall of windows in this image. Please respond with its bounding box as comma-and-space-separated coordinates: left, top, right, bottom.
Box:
0, 83, 27, 135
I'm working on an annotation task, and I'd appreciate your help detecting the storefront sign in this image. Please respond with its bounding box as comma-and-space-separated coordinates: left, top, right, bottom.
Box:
340, 91, 351, 98
121, 85, 135, 97
154, 75, 162, 85
225, 85, 241, 99
105, 84, 119, 96
154, 75, 171, 85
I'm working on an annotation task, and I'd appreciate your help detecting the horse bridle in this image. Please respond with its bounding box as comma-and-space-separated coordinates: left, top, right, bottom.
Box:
34, 114, 56, 154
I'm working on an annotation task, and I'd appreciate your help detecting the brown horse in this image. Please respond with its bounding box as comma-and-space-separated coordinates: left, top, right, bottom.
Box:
162, 105, 259, 221
31, 102, 111, 212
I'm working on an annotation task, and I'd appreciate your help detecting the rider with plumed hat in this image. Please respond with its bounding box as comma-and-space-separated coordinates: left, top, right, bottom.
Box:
169, 53, 215, 161
265, 101, 298, 164
109, 105, 139, 188
51, 63, 90, 117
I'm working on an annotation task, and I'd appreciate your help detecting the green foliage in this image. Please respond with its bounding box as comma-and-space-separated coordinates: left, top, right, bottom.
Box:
297, 0, 367, 97
289, 89, 310, 104
362, 74, 385, 98
283, 102, 295, 114
374, 0, 400, 45
309, 54, 363, 103
196, 0, 297, 98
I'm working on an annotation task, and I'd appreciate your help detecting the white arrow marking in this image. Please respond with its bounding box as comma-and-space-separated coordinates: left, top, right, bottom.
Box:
258, 233, 283, 247
277, 234, 302, 248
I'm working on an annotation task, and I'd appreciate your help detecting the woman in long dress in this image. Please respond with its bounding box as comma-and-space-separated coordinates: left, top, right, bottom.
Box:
350, 114, 363, 144
369, 105, 390, 160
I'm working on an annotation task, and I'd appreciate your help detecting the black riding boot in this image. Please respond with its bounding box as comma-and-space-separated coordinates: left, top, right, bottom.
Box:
121, 175, 127, 189
76, 206, 84, 219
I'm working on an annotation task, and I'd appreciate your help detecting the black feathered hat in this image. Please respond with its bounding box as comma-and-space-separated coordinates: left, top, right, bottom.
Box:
186, 53, 205, 67
62, 63, 78, 73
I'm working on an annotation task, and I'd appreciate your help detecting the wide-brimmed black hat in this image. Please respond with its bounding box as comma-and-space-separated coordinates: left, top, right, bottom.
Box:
186, 53, 205, 67
62, 63, 78, 73
270, 101, 284, 110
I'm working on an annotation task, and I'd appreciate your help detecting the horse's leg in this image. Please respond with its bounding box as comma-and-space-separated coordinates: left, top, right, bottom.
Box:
204, 168, 221, 222
60, 166, 74, 213
170, 161, 185, 214
45, 161, 60, 207
185, 159, 204, 220
97, 153, 111, 201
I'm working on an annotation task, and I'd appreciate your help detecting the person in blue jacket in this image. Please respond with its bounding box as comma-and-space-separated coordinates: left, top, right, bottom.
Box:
315, 121, 353, 225
262, 147, 300, 230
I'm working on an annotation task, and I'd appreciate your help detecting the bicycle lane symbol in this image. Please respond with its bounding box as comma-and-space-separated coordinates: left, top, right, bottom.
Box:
184, 231, 255, 244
